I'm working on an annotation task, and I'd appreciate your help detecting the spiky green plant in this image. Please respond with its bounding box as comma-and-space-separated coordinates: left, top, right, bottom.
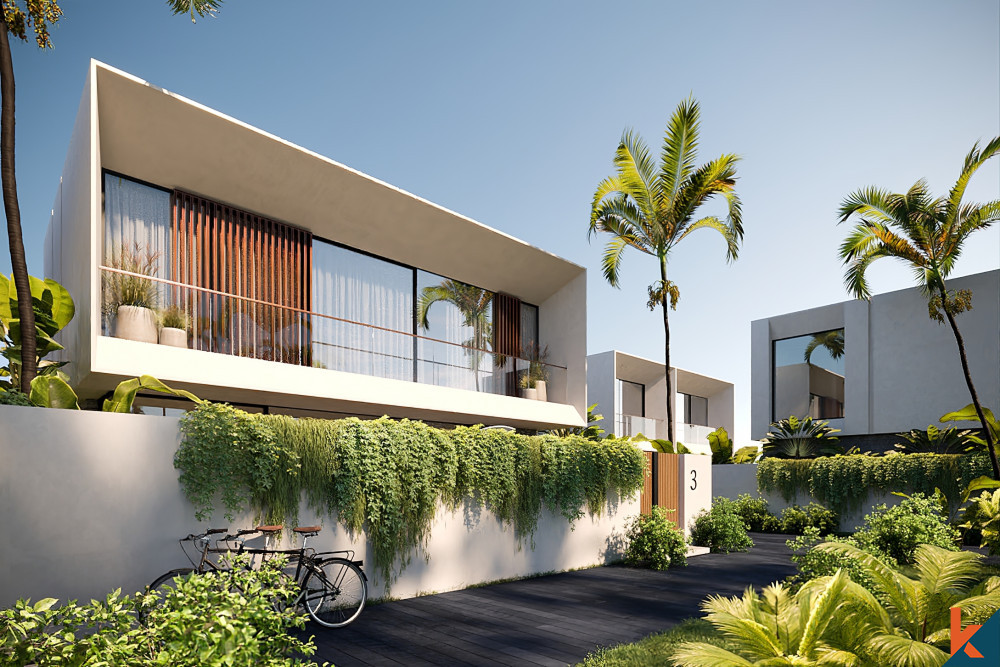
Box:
838, 137, 1000, 478
762, 416, 843, 459
589, 97, 742, 444
895, 425, 977, 454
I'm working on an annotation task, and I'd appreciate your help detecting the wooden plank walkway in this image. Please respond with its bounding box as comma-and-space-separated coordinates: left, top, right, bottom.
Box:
307, 533, 796, 666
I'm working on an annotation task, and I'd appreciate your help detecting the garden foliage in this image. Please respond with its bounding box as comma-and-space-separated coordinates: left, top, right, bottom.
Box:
689, 497, 753, 553
757, 452, 992, 517
623, 506, 687, 570
0, 560, 321, 667
174, 403, 646, 586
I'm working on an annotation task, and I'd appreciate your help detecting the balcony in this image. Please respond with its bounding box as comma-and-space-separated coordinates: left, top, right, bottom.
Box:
677, 423, 717, 446
615, 414, 665, 439
99, 267, 567, 405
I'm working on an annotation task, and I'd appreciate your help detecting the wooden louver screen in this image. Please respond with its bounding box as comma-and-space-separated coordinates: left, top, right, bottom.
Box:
172, 190, 313, 365
492, 292, 521, 396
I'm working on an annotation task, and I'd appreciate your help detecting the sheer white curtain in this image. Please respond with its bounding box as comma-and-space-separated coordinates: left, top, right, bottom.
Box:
103, 174, 171, 333
312, 242, 413, 381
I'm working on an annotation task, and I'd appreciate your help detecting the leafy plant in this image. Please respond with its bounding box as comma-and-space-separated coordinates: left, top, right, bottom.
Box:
786, 527, 881, 593
27, 374, 203, 413
0, 274, 75, 391
895, 424, 977, 454
548, 403, 606, 441
761, 415, 843, 459
850, 493, 959, 566
758, 453, 993, 518
0, 557, 321, 667
623, 506, 687, 570
0, 390, 32, 406
672, 571, 858, 666
689, 497, 753, 553
942, 403, 1000, 456
708, 426, 757, 464
770, 502, 839, 535
638, 436, 691, 454
959, 488, 1000, 556
160, 304, 189, 330
731, 493, 771, 532
174, 405, 646, 587
102, 241, 161, 314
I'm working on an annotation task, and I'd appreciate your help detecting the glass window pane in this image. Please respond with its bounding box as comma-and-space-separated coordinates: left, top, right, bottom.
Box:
773, 328, 845, 421
312, 242, 414, 381
520, 303, 538, 358
683, 394, 708, 426
619, 380, 644, 417
416, 271, 494, 392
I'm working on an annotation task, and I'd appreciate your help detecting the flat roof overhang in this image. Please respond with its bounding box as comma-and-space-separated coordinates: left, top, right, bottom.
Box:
93, 62, 583, 306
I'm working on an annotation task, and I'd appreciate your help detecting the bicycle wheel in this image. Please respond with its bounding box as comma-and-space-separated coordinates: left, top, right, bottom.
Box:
139, 568, 195, 623
302, 558, 367, 628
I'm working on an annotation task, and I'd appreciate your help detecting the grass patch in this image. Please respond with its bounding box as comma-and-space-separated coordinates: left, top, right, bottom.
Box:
578, 618, 723, 666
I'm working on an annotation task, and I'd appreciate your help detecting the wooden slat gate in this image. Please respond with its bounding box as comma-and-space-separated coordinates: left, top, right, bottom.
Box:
640, 452, 680, 529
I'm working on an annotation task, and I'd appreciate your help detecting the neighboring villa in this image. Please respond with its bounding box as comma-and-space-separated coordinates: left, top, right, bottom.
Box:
43, 61, 587, 431
586, 350, 735, 453
750, 269, 999, 448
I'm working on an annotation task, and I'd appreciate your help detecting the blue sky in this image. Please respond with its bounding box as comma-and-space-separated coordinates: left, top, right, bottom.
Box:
6, 0, 999, 441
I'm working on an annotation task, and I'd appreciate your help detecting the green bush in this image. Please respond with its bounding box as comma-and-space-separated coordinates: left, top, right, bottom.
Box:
174, 404, 646, 588
769, 502, 838, 535
731, 493, 771, 531
623, 506, 688, 570
758, 453, 992, 517
786, 527, 882, 593
0, 390, 32, 406
689, 497, 753, 553
0, 560, 320, 667
850, 493, 959, 565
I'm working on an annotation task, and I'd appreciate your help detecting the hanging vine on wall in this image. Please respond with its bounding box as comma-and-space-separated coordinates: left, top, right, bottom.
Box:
757, 453, 992, 517
174, 404, 646, 587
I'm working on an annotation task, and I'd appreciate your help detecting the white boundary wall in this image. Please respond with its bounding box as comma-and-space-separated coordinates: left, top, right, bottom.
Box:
713, 463, 906, 532
0, 406, 638, 607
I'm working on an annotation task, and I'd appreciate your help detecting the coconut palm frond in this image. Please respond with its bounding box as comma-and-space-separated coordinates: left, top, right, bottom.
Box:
803, 330, 844, 363
659, 96, 701, 202
671, 642, 755, 667
866, 633, 949, 667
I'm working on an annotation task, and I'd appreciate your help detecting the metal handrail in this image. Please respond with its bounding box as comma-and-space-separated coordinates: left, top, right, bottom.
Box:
99, 266, 566, 370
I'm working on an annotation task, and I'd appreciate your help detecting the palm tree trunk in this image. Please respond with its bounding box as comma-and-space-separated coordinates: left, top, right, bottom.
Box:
0, 22, 36, 393
940, 287, 999, 478
661, 258, 674, 444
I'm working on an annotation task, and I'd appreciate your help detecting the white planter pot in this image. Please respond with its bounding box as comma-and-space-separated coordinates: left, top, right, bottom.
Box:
535, 380, 547, 402
159, 327, 188, 348
523, 387, 538, 400
115, 306, 158, 344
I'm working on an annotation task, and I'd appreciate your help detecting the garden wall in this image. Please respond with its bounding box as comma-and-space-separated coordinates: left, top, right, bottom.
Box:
712, 463, 903, 532
0, 405, 640, 607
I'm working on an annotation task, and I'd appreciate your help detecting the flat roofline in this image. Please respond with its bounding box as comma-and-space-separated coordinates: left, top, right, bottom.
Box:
91, 60, 583, 274
588, 350, 734, 387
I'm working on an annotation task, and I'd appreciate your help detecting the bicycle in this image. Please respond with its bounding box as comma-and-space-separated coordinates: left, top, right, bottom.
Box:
144, 525, 368, 628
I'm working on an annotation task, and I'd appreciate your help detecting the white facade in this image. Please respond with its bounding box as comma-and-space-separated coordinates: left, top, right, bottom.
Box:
586, 350, 735, 452
43, 61, 586, 430
750, 270, 1000, 440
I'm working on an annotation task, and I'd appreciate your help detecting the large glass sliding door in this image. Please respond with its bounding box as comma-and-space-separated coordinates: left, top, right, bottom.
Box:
312, 242, 414, 381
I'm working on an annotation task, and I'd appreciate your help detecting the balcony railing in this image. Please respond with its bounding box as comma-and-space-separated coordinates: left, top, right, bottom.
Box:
616, 414, 665, 439
678, 423, 716, 446
100, 267, 566, 403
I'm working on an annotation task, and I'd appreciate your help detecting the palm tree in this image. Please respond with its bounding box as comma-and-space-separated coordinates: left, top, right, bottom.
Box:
804, 329, 844, 364
590, 97, 742, 444
417, 280, 493, 391
1, 0, 220, 393
838, 137, 1000, 478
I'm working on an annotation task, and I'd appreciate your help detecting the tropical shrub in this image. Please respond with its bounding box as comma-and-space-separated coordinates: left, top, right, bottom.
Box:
708, 426, 758, 464
623, 506, 687, 570
758, 452, 992, 517
0, 274, 75, 391
786, 527, 882, 593
174, 404, 646, 587
731, 493, 771, 531
0, 389, 32, 406
0, 561, 320, 667
959, 488, 1000, 555
770, 502, 839, 535
689, 497, 753, 553
851, 493, 959, 565
676, 543, 1000, 667
895, 424, 978, 454
761, 415, 843, 459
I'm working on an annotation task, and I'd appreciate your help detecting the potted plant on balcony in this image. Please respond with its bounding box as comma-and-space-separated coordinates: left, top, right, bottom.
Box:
159, 304, 189, 348
103, 242, 160, 344
518, 372, 537, 400
526, 343, 550, 402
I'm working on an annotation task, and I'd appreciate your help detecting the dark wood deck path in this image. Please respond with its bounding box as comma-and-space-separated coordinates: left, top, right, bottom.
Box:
308, 533, 795, 666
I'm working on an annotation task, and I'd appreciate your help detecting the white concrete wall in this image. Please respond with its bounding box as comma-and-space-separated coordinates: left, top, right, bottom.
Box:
713, 463, 907, 533
540, 271, 587, 425
585, 351, 616, 435
0, 406, 637, 607
678, 455, 712, 537
751, 271, 999, 439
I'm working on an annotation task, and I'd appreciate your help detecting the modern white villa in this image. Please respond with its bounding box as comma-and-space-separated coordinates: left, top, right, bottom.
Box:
586, 350, 735, 452
750, 269, 999, 444
43, 61, 587, 431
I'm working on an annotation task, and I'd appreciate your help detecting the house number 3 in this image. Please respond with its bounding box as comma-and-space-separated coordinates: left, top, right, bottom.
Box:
690, 469, 697, 491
